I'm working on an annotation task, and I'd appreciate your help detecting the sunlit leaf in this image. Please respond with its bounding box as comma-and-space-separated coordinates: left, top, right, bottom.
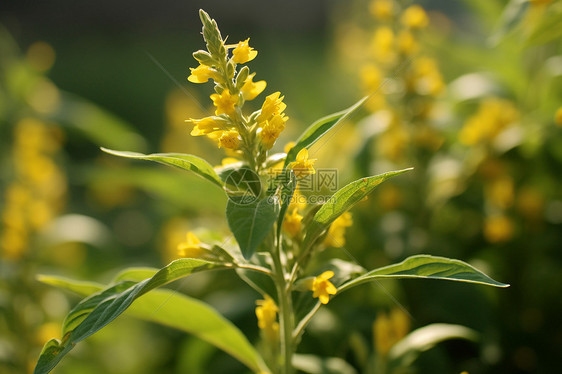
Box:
338, 255, 510, 293
303, 169, 413, 249
37, 275, 268, 372
283, 96, 368, 169
33, 259, 226, 374
101, 148, 224, 189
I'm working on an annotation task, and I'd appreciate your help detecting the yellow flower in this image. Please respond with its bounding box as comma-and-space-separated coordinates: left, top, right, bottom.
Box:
397, 30, 418, 55
409, 57, 444, 96
360, 64, 382, 92
210, 89, 238, 116
308, 271, 337, 304
283, 208, 303, 237
218, 130, 241, 149
241, 73, 267, 101
232, 38, 258, 64
371, 26, 396, 64
373, 308, 410, 356
259, 114, 287, 149
324, 212, 353, 247
188, 117, 224, 136
178, 232, 205, 258
484, 215, 514, 243
369, 0, 394, 20
401, 5, 429, 29
485, 176, 514, 209
258, 92, 287, 122
255, 296, 279, 342
288, 148, 316, 178
188, 64, 219, 83
459, 98, 519, 145
284, 141, 296, 154
555, 107, 562, 126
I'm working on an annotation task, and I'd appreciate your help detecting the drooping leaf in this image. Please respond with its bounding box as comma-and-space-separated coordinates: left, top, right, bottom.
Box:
226, 196, 279, 259
33, 259, 225, 374
338, 255, 509, 293
388, 323, 478, 368
127, 288, 268, 372
303, 168, 413, 249
101, 148, 224, 189
283, 96, 368, 170
293, 354, 357, 374
37, 275, 268, 373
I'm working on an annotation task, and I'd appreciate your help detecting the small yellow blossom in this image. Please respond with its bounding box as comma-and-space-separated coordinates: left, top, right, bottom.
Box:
308, 271, 337, 304
360, 64, 382, 92
459, 98, 519, 146
258, 92, 287, 122
188, 64, 219, 84
409, 57, 444, 96
397, 30, 418, 55
284, 141, 296, 153
210, 90, 238, 116
188, 117, 223, 136
220, 157, 240, 166
241, 73, 266, 101
401, 5, 429, 29
371, 26, 396, 64
484, 215, 514, 243
373, 308, 410, 356
369, 0, 394, 20
288, 148, 316, 178
289, 186, 307, 211
218, 130, 241, 149
485, 176, 514, 209
555, 107, 562, 126
283, 208, 303, 237
255, 296, 279, 342
178, 232, 205, 258
324, 212, 353, 247
260, 114, 287, 149
232, 38, 258, 64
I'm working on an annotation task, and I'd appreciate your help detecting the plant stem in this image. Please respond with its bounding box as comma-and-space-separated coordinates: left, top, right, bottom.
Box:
272, 237, 294, 374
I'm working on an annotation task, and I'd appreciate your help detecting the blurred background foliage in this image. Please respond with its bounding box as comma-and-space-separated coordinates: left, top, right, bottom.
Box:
1, 0, 561, 373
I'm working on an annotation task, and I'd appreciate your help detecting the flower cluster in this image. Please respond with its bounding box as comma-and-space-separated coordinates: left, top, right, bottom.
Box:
1, 118, 66, 260
186, 11, 287, 170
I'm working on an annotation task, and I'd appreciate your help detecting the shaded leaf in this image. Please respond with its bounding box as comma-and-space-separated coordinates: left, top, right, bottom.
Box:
226, 196, 279, 259
293, 354, 357, 374
101, 148, 223, 189
388, 323, 478, 368
338, 255, 509, 293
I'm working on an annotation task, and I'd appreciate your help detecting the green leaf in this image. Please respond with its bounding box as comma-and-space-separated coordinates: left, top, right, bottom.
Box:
101, 148, 223, 189
127, 288, 268, 372
293, 354, 357, 374
283, 96, 368, 170
303, 168, 412, 249
338, 255, 510, 294
489, 0, 529, 45
37, 275, 268, 373
33, 259, 225, 374
112, 267, 159, 282
226, 196, 279, 260
388, 323, 478, 368
37, 275, 103, 296
526, 9, 562, 46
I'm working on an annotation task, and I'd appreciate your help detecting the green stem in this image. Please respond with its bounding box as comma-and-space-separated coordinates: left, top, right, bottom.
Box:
272, 237, 295, 374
